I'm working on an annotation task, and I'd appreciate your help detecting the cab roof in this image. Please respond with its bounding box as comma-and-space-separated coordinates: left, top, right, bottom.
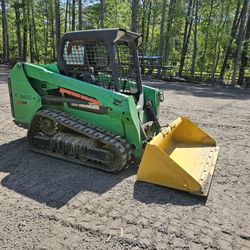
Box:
61, 28, 143, 47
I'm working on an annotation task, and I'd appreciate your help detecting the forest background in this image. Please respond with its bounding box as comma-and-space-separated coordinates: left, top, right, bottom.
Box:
0, 0, 249, 85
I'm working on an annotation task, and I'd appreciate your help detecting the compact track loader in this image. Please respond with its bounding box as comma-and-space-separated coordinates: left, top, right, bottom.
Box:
8, 29, 219, 196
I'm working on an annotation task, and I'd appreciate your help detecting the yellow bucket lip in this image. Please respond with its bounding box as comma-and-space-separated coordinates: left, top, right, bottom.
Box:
191, 146, 219, 196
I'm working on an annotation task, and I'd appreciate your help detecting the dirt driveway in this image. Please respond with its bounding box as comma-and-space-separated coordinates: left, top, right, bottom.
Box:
0, 70, 249, 249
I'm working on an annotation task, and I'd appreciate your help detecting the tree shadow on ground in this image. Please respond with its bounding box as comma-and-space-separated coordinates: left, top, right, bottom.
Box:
0, 72, 8, 84
133, 181, 206, 206
145, 81, 250, 100
0, 138, 136, 208
0, 138, 206, 208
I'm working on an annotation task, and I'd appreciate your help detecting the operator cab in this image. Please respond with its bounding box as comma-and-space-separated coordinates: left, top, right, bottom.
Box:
58, 29, 143, 106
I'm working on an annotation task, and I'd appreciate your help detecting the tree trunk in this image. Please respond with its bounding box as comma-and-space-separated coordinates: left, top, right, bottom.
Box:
78, 0, 82, 30
1, 0, 9, 63
157, 0, 167, 78
143, 1, 152, 56
238, 12, 250, 85
210, 0, 228, 80
191, 0, 199, 77
199, 0, 214, 78
219, 0, 241, 80
140, 0, 146, 35
232, 0, 249, 85
22, 0, 28, 61
72, 0, 76, 31
100, 0, 104, 28
213, 47, 221, 81
178, 0, 194, 76
149, 5, 157, 55
65, 0, 69, 33
55, 0, 61, 58
50, 2, 56, 61
139, 0, 148, 56
145, 1, 152, 45
14, 2, 22, 58
27, 3, 34, 62
44, 5, 49, 63
165, 0, 176, 66
131, 0, 139, 32
31, 5, 39, 63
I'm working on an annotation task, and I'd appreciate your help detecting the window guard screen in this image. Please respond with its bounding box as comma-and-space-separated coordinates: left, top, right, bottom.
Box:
62, 39, 139, 95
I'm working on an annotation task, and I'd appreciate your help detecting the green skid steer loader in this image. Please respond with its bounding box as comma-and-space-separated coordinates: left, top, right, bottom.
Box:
8, 29, 219, 196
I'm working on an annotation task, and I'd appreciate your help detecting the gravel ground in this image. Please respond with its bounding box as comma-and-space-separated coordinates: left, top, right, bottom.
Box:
0, 69, 250, 249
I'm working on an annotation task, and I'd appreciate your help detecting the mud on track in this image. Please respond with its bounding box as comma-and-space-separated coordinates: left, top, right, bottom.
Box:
0, 70, 250, 249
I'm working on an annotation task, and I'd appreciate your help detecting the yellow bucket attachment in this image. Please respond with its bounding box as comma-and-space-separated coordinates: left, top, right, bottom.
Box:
137, 117, 219, 196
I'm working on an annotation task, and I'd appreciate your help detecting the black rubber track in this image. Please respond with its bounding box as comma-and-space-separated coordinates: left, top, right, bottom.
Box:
27, 109, 132, 173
